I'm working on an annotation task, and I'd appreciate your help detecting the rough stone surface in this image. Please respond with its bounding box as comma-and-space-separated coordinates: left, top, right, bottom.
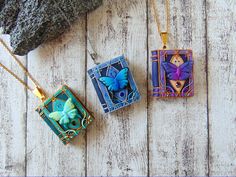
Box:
0, 0, 4, 10
0, 0, 102, 56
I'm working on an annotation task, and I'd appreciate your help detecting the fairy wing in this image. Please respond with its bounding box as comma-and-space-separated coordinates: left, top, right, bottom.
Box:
99, 76, 119, 91
115, 68, 129, 89
162, 62, 179, 80
49, 111, 64, 121
179, 61, 193, 80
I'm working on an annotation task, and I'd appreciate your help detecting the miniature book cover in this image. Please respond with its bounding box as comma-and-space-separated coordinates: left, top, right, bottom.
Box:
151, 49, 194, 97
88, 55, 141, 113
36, 85, 93, 145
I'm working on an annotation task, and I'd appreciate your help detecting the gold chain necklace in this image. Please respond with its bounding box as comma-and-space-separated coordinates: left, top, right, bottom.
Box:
0, 38, 46, 101
0, 1, 97, 144
151, 0, 170, 49
150, 0, 194, 98
0, 37, 94, 145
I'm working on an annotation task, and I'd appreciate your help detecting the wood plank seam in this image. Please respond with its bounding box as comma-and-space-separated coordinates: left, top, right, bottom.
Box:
204, 0, 210, 176
146, 0, 150, 177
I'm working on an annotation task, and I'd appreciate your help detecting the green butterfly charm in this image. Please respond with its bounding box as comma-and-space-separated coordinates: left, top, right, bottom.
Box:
49, 98, 80, 125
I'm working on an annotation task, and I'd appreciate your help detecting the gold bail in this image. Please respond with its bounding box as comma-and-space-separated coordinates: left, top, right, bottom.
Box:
160, 32, 168, 49
33, 87, 46, 102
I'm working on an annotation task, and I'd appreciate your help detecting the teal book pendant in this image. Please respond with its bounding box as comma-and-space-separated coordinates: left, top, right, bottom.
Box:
36, 85, 93, 145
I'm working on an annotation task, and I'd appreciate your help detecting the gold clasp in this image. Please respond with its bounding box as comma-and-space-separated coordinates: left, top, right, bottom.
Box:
160, 32, 168, 49
33, 87, 46, 102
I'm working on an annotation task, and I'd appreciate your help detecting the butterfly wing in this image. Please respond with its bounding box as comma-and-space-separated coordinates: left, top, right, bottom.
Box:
108, 82, 119, 91
59, 115, 70, 125
63, 98, 75, 113
167, 72, 180, 80
115, 68, 129, 89
162, 62, 179, 80
178, 72, 190, 80
179, 61, 193, 80
49, 111, 64, 121
162, 62, 177, 73
99, 77, 115, 87
99, 77, 119, 91
67, 109, 79, 119
179, 61, 193, 72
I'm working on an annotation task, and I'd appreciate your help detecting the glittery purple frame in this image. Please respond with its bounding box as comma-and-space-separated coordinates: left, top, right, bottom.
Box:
151, 49, 194, 97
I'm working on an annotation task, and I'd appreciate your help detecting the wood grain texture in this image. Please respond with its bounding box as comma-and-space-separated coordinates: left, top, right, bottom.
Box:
148, 0, 208, 176
26, 18, 87, 176
0, 36, 26, 176
86, 0, 148, 176
0, 0, 236, 176
207, 0, 236, 175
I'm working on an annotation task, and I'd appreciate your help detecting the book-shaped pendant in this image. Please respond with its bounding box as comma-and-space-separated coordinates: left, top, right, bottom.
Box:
36, 85, 93, 145
151, 49, 194, 97
88, 55, 141, 113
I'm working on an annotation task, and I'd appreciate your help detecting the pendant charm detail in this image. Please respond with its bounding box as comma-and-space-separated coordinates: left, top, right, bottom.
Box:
88, 55, 141, 113
160, 32, 168, 49
36, 85, 93, 145
33, 87, 46, 102
151, 49, 194, 97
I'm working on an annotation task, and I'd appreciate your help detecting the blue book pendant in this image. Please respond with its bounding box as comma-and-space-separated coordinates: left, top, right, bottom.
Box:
36, 85, 94, 145
88, 55, 141, 113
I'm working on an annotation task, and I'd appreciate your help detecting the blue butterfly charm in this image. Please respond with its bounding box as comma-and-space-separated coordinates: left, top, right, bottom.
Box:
49, 98, 80, 125
99, 67, 129, 92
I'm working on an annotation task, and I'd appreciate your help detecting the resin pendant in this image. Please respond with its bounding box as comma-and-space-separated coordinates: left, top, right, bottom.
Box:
151, 49, 194, 97
88, 55, 141, 113
36, 85, 93, 145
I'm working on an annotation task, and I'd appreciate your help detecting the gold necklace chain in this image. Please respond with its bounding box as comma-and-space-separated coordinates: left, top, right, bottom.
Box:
0, 38, 46, 101
151, 0, 170, 48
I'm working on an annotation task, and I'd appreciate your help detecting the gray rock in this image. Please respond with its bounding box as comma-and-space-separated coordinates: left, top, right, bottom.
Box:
0, 0, 102, 56
0, 0, 4, 10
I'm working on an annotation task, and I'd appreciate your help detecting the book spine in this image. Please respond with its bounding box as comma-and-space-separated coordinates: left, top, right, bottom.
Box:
88, 69, 109, 113
151, 50, 160, 97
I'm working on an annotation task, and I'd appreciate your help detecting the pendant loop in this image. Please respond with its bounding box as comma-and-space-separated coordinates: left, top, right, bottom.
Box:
160, 32, 168, 49
33, 87, 46, 102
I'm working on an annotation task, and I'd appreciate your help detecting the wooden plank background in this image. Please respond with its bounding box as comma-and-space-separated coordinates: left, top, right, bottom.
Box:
0, 0, 235, 176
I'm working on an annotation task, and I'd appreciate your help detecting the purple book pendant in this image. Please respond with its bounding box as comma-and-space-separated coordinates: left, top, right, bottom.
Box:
150, 0, 194, 98
151, 49, 194, 98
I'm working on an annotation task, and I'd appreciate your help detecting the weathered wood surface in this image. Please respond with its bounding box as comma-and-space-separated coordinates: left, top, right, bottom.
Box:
207, 0, 236, 175
0, 36, 26, 176
0, 0, 235, 176
86, 0, 148, 176
148, 0, 208, 176
26, 17, 87, 176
